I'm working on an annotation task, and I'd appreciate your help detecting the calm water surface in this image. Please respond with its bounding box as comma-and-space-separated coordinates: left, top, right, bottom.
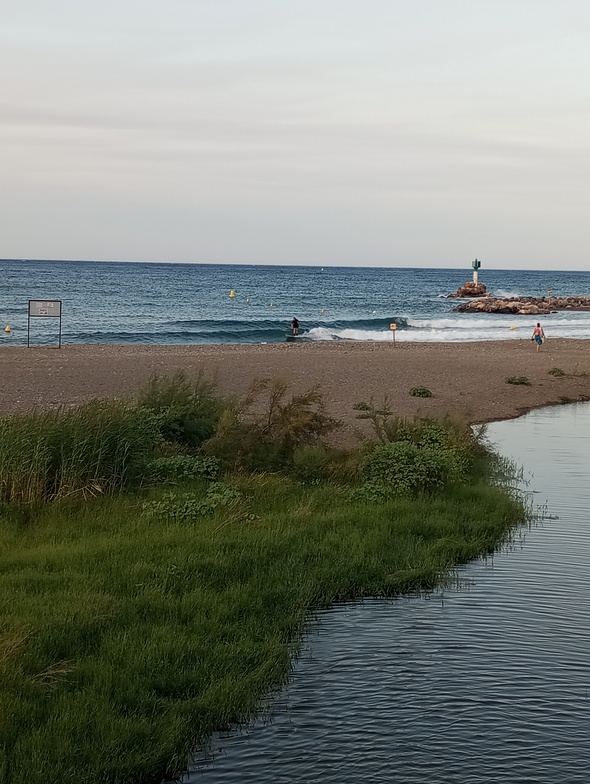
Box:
181, 403, 590, 783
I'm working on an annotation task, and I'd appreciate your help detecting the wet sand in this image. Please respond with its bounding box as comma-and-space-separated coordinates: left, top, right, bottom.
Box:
1, 340, 589, 441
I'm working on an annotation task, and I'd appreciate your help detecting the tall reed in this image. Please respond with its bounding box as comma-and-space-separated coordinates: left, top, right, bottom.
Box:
0, 402, 160, 503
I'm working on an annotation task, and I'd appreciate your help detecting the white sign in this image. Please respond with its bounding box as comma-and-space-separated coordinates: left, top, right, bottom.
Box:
29, 300, 62, 317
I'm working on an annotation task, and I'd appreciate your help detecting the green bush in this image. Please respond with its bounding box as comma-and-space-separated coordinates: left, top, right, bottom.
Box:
389, 420, 473, 480
361, 441, 451, 497
349, 477, 397, 503
203, 379, 340, 472
505, 376, 531, 386
548, 367, 566, 377
355, 402, 481, 478
142, 482, 243, 522
292, 446, 332, 484
292, 445, 361, 485
137, 371, 223, 447
410, 386, 433, 397
146, 455, 220, 484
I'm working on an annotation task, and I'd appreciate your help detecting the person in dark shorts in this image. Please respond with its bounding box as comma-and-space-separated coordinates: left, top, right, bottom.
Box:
291, 317, 300, 336
531, 322, 545, 351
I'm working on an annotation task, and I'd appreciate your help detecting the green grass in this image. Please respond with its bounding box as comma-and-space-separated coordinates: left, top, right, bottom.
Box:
0, 402, 160, 503
0, 470, 525, 784
0, 377, 528, 783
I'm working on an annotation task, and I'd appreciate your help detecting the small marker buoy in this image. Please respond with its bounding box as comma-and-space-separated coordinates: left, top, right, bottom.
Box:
229, 290, 235, 299
321, 308, 325, 315
246, 297, 250, 304
4, 325, 10, 333
510, 325, 517, 331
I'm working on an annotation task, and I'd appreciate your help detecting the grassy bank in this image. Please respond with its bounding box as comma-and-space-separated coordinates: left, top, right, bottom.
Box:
0, 377, 527, 783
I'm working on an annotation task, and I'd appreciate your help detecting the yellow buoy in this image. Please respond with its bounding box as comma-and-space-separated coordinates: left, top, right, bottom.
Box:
229, 290, 235, 299
321, 308, 325, 315
4, 325, 10, 333
510, 325, 517, 331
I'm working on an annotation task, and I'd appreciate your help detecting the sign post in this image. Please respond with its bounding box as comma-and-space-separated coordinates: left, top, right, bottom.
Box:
389, 322, 397, 346
28, 300, 63, 348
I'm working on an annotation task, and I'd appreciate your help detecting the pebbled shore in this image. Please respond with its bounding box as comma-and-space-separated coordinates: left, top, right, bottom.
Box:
2, 341, 590, 441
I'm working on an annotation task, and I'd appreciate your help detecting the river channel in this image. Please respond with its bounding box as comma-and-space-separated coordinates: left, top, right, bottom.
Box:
180, 402, 590, 783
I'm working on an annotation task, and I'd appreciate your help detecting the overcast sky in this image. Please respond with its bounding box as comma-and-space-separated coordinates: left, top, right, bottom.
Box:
2, 1, 590, 269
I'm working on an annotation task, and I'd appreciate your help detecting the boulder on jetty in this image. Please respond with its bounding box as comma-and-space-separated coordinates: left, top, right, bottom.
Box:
448, 282, 488, 298
453, 295, 590, 315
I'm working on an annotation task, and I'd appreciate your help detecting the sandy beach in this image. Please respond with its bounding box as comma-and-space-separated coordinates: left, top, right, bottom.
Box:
1, 340, 589, 441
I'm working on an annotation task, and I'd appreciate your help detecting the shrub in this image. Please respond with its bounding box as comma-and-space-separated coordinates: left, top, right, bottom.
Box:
203, 379, 340, 472
505, 376, 531, 385
353, 398, 396, 443
361, 441, 451, 497
354, 401, 482, 475
137, 371, 223, 448
146, 455, 221, 484
142, 482, 243, 522
548, 367, 566, 377
349, 478, 398, 503
292, 446, 360, 485
292, 446, 332, 484
393, 420, 473, 480
410, 386, 433, 398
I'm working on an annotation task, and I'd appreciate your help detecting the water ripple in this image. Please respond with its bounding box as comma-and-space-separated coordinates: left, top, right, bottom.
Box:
181, 402, 590, 783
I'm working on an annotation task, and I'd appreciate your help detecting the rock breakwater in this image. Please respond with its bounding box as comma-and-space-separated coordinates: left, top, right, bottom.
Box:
447, 282, 488, 298
453, 295, 590, 315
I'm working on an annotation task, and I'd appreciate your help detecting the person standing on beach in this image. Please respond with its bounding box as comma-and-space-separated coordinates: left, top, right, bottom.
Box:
291, 317, 300, 336
531, 322, 545, 351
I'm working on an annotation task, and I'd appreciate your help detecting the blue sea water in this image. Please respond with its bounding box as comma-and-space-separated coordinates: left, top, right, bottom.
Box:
1, 259, 590, 346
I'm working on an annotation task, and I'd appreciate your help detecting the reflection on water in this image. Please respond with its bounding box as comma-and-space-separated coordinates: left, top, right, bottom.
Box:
182, 403, 590, 783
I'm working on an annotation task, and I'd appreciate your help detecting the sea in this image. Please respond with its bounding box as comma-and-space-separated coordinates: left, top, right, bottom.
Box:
2, 259, 590, 346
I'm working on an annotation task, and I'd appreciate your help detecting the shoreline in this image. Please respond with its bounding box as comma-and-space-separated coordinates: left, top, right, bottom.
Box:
3, 340, 590, 437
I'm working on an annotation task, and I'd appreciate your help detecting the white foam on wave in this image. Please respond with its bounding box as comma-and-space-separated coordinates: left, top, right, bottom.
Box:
306, 316, 590, 343
407, 317, 512, 330
493, 288, 523, 298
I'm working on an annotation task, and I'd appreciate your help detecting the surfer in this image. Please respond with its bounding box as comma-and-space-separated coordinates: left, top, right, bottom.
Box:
291, 317, 300, 336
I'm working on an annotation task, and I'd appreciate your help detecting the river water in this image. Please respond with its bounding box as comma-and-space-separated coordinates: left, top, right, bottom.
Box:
181, 403, 590, 783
